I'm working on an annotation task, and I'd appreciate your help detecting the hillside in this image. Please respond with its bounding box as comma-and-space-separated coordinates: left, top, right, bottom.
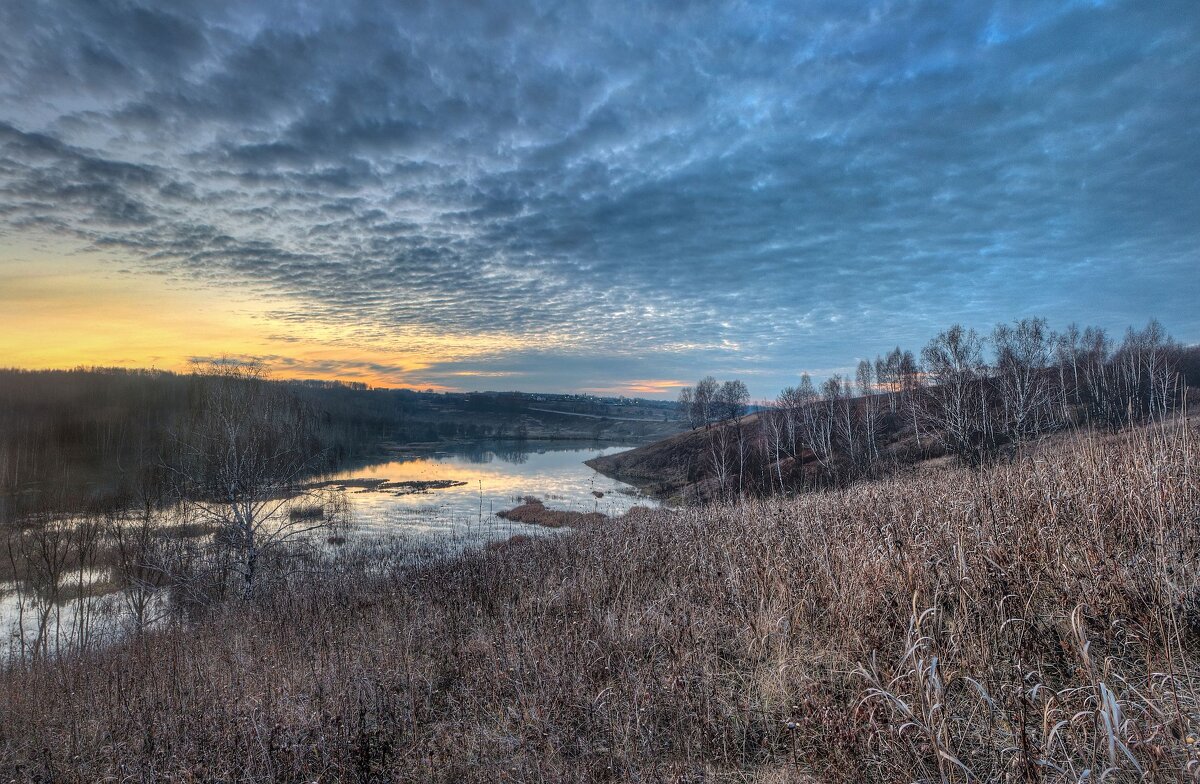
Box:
584, 414, 768, 500
4, 420, 1197, 781
586, 410, 920, 502
592, 372, 1200, 503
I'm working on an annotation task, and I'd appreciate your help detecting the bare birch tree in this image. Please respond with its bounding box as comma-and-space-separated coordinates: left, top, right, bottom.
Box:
920, 325, 990, 461
797, 374, 836, 475
857, 359, 882, 471
993, 317, 1058, 443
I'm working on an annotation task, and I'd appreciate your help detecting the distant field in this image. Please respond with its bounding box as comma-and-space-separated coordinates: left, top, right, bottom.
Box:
526, 405, 671, 422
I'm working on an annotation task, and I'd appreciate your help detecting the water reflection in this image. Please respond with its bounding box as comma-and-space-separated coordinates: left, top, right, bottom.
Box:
0, 440, 656, 660
322, 440, 655, 539
444, 441, 535, 464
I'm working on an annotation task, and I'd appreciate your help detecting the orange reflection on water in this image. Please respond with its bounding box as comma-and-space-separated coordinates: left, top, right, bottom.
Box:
322, 442, 658, 537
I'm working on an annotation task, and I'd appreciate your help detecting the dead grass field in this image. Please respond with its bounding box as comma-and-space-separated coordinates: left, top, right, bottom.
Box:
1, 420, 1198, 782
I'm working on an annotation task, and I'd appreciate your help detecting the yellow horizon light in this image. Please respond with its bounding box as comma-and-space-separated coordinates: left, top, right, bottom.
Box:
0, 251, 548, 392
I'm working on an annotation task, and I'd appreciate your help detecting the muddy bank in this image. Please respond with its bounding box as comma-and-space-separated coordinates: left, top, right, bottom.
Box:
307, 478, 469, 495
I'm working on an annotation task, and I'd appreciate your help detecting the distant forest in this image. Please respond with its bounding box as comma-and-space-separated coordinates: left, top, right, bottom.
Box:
0, 367, 677, 516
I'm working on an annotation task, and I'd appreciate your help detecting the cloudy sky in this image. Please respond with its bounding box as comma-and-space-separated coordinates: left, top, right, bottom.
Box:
0, 0, 1196, 397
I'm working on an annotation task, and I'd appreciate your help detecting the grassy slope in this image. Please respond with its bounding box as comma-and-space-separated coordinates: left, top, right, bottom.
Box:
584, 414, 768, 501
3, 421, 1199, 781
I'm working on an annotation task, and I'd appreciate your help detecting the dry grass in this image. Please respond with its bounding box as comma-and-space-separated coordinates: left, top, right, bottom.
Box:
496, 498, 608, 528
1, 421, 1199, 782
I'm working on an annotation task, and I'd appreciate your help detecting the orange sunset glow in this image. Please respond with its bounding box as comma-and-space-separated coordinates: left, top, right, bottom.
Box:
0, 244, 598, 392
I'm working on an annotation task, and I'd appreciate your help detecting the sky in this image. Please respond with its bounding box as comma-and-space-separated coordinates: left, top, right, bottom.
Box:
0, 0, 1197, 399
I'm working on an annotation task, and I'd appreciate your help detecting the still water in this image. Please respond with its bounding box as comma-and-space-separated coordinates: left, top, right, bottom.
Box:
321, 440, 656, 540
1, 441, 656, 659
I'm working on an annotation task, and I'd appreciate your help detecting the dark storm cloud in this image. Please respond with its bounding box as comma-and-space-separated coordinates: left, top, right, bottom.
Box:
1, 0, 1198, 394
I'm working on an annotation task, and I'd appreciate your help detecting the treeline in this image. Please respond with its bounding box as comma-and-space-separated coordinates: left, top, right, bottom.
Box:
677, 378, 750, 429
0, 367, 427, 516
290, 380, 511, 455
0, 364, 678, 519
0, 368, 191, 513
0, 365, 680, 520
680, 317, 1199, 498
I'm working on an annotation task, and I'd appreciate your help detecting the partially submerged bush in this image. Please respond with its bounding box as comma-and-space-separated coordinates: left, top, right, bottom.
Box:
288, 503, 325, 521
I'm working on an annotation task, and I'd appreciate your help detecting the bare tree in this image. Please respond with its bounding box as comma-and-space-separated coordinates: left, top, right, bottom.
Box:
1054, 323, 1082, 420
168, 363, 338, 598
677, 386, 698, 430
717, 380, 750, 423
707, 425, 733, 500
993, 317, 1058, 443
761, 405, 789, 495
896, 349, 922, 446
777, 378, 816, 458
108, 513, 171, 633
875, 348, 903, 413
7, 521, 70, 661
826, 376, 852, 470
823, 375, 858, 478
5, 515, 107, 661
797, 374, 836, 475
694, 376, 719, 429
1078, 326, 1119, 427
857, 359, 882, 471
920, 325, 990, 461
1114, 319, 1179, 422
1068, 320, 1181, 429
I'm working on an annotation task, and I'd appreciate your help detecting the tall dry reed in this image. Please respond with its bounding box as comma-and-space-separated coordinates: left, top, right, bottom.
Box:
1, 421, 1198, 782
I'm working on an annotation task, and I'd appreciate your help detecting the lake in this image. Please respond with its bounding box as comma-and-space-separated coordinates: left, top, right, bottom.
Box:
0, 440, 657, 659
320, 440, 657, 541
